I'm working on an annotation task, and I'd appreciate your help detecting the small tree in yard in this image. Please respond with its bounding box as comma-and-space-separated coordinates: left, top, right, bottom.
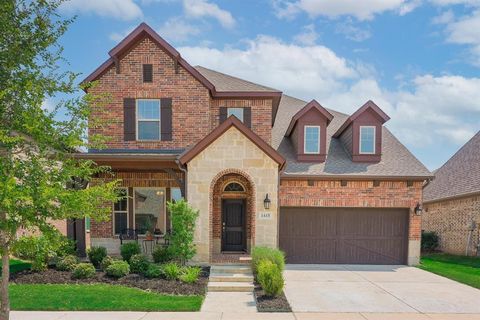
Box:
167, 199, 199, 265
0, 1, 120, 319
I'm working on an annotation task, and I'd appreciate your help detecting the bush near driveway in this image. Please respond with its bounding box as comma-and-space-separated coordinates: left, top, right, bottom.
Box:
251, 246, 285, 276
257, 260, 284, 297
105, 260, 130, 278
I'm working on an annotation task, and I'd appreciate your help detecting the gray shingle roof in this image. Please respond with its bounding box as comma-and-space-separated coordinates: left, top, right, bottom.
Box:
195, 66, 280, 92
196, 68, 431, 179
423, 131, 480, 202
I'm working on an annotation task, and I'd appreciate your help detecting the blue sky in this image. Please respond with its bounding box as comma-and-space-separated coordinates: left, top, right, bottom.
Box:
54, 0, 480, 170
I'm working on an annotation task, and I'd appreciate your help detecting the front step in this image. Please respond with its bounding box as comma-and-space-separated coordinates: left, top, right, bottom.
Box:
207, 281, 254, 292
209, 272, 254, 282
210, 265, 252, 274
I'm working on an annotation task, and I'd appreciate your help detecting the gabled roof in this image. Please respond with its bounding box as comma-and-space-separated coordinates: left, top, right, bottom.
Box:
179, 116, 285, 168
424, 131, 480, 203
332, 100, 391, 138
285, 99, 334, 137
81, 23, 214, 91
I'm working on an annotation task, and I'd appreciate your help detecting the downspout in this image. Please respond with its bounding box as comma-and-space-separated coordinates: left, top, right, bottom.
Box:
175, 159, 188, 200
276, 162, 286, 248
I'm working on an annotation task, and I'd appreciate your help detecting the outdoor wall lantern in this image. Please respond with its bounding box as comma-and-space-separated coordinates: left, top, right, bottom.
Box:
264, 194, 271, 210
414, 203, 423, 215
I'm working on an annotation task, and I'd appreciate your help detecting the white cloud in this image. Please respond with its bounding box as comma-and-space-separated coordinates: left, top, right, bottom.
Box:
433, 10, 480, 65
41, 99, 55, 112
157, 17, 201, 42
180, 35, 357, 99
183, 0, 235, 28
109, 26, 136, 42
60, 0, 143, 21
293, 24, 318, 45
274, 0, 416, 21
430, 0, 480, 6
335, 19, 372, 42
179, 36, 480, 155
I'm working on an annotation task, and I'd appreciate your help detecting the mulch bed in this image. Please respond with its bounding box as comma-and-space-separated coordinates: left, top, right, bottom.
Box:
254, 285, 291, 312
11, 267, 210, 296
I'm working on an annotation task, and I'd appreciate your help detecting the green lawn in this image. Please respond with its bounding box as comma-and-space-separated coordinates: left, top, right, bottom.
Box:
9, 259, 32, 274
10, 284, 204, 311
419, 253, 480, 289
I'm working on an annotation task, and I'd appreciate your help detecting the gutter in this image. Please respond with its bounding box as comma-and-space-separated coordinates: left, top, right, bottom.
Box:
175, 159, 188, 199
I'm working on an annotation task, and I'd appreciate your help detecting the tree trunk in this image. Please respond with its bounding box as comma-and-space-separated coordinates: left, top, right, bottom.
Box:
0, 246, 9, 320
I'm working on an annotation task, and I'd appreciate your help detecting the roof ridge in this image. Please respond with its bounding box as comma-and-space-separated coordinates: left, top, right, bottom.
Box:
433, 130, 480, 176
195, 65, 281, 92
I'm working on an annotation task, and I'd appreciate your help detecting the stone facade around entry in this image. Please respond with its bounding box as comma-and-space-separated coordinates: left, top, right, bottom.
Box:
186, 126, 279, 263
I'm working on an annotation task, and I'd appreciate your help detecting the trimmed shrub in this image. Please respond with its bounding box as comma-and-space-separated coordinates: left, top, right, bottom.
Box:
257, 260, 284, 297
152, 246, 172, 263
163, 262, 181, 280
72, 263, 96, 279
129, 254, 150, 274
167, 199, 199, 265
56, 255, 79, 271
251, 246, 285, 275
179, 266, 201, 284
145, 264, 163, 279
422, 231, 439, 252
100, 256, 115, 271
12, 231, 76, 269
105, 260, 130, 278
120, 242, 141, 262
87, 246, 107, 268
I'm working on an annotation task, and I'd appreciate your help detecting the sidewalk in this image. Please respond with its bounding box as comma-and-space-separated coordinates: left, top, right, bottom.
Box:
10, 311, 480, 320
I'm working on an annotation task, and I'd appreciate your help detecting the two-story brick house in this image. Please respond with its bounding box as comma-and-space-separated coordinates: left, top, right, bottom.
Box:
77, 23, 431, 265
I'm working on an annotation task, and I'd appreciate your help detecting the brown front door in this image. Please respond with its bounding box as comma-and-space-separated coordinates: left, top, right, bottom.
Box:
222, 199, 246, 252
279, 207, 409, 264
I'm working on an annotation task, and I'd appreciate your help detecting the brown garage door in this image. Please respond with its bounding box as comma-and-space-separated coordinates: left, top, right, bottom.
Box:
279, 207, 409, 264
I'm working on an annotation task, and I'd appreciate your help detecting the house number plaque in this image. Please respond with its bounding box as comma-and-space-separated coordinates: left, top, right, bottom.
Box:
259, 212, 272, 220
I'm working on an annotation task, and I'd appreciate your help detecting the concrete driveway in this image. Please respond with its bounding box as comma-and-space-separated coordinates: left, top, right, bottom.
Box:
284, 264, 480, 314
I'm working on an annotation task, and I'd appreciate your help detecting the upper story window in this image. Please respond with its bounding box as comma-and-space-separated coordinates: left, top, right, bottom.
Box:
304, 126, 320, 154
143, 64, 153, 82
359, 126, 376, 154
227, 108, 244, 122
137, 99, 161, 140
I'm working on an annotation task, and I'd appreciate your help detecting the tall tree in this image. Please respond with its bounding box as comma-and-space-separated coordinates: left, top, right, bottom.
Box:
0, 1, 119, 319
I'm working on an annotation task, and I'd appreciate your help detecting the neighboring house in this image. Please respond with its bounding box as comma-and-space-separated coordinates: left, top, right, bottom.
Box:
423, 131, 480, 256
77, 23, 431, 265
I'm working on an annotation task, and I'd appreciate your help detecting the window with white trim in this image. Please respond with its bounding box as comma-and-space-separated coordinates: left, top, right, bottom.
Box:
137, 99, 161, 140
113, 188, 128, 235
227, 108, 244, 122
359, 126, 376, 154
304, 126, 320, 154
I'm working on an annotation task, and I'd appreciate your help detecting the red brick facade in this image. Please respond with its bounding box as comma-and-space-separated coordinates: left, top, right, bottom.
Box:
89, 37, 273, 150
279, 179, 423, 240
423, 194, 480, 255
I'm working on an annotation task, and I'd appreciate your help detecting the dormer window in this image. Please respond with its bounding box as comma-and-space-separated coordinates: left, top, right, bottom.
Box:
227, 108, 244, 122
304, 126, 320, 154
359, 126, 375, 154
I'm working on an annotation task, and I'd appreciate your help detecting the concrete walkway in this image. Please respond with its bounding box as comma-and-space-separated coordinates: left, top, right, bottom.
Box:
10, 311, 480, 319
201, 292, 257, 313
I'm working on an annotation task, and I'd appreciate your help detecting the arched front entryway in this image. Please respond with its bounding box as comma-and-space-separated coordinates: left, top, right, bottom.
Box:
210, 169, 256, 262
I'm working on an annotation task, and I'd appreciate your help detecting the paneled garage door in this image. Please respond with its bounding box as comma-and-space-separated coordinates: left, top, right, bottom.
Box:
279, 207, 409, 264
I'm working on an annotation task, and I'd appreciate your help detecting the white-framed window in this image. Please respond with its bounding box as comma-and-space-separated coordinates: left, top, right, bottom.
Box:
133, 187, 166, 235
227, 108, 244, 122
359, 126, 376, 154
137, 99, 161, 140
304, 125, 320, 154
113, 188, 128, 235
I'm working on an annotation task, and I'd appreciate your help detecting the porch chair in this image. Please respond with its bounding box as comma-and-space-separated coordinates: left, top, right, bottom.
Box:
119, 228, 138, 245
